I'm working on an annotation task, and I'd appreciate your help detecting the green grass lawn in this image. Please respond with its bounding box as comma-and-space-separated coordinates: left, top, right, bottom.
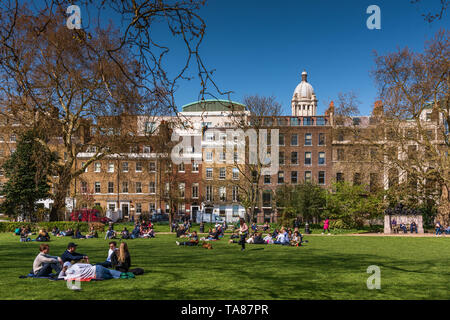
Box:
0, 232, 448, 300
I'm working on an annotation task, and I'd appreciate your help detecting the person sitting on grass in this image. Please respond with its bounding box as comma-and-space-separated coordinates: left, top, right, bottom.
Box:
253, 232, 266, 244
61, 242, 89, 263
121, 227, 130, 239
20, 227, 31, 242
290, 231, 302, 246
36, 229, 50, 242
142, 226, 155, 238
246, 233, 255, 244
207, 228, 220, 241
435, 222, 442, 236
176, 225, 186, 238
251, 222, 257, 233
262, 222, 270, 232
72, 228, 86, 239
111, 242, 131, 273
85, 226, 98, 239
96, 241, 118, 268
263, 233, 274, 244
131, 224, 140, 239
271, 229, 279, 239
14, 226, 22, 236
230, 230, 239, 239
51, 226, 60, 237
105, 226, 117, 240
58, 260, 123, 281
274, 228, 290, 245
176, 231, 199, 246
32, 243, 63, 277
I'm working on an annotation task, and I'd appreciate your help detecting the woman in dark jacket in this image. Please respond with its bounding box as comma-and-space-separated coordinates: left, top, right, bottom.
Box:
111, 242, 131, 272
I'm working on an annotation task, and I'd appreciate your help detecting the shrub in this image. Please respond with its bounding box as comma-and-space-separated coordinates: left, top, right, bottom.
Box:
88, 222, 105, 232
0, 221, 93, 233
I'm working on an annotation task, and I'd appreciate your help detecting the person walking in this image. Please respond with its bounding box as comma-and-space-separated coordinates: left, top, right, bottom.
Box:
322, 218, 330, 235
238, 218, 249, 251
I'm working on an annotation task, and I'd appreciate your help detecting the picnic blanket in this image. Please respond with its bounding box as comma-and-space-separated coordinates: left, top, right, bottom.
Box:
18, 272, 103, 281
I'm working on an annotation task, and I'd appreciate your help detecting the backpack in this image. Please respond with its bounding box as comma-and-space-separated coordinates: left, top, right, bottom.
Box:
129, 268, 144, 275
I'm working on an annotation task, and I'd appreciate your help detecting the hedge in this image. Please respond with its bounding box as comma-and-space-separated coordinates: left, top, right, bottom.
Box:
0, 221, 104, 233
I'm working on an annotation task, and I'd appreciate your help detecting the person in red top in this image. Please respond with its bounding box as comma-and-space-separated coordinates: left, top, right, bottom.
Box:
323, 218, 330, 234
238, 218, 249, 251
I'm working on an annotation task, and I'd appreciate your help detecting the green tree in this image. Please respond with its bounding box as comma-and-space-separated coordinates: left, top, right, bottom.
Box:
276, 182, 327, 225
0, 130, 57, 221
325, 182, 384, 228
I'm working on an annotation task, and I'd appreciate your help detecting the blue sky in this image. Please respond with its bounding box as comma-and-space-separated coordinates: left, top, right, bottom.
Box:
160, 0, 448, 115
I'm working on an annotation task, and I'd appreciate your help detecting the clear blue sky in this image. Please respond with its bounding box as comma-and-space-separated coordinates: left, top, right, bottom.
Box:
162, 0, 448, 115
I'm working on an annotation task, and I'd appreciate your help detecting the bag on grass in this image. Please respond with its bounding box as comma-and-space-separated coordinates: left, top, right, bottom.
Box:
129, 268, 144, 275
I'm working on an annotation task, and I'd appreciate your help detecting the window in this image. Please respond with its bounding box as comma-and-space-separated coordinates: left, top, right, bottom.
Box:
219, 187, 227, 201
10, 134, 16, 142
136, 182, 142, 193
232, 187, 239, 202
318, 152, 325, 165
219, 152, 226, 162
192, 162, 199, 172
143, 146, 151, 153
122, 182, 129, 193
316, 117, 326, 126
136, 203, 142, 215
205, 132, 214, 142
290, 118, 299, 126
206, 168, 213, 179
318, 171, 325, 185
94, 182, 101, 193
192, 183, 199, 198
136, 162, 143, 172
232, 168, 239, 180
179, 183, 185, 198
206, 186, 213, 201
205, 151, 213, 161
353, 118, 361, 126
353, 173, 361, 186
122, 162, 129, 172
0, 169, 3, 176
305, 133, 312, 146
94, 162, 101, 172
108, 182, 114, 193
426, 112, 432, 121
144, 122, 156, 134
318, 133, 325, 146
304, 117, 313, 126
149, 162, 156, 172
278, 171, 284, 184
337, 149, 345, 161
108, 163, 114, 173
279, 152, 285, 165
336, 172, 344, 182
279, 133, 285, 146
304, 171, 312, 183
149, 182, 156, 194
291, 171, 298, 184
178, 163, 185, 172
291, 152, 298, 165
108, 203, 116, 211
264, 175, 271, 184
370, 173, 379, 192
81, 181, 88, 193
291, 134, 298, 146
149, 203, 156, 212
234, 152, 239, 163
305, 152, 312, 165
219, 167, 226, 180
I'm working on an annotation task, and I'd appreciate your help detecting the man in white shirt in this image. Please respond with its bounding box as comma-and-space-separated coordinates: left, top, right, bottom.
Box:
96, 241, 117, 268
33, 243, 63, 277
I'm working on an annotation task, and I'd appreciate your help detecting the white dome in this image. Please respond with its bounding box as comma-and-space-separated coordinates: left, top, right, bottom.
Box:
293, 81, 315, 100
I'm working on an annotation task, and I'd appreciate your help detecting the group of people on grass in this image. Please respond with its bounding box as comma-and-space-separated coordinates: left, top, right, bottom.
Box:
434, 221, 450, 236
104, 221, 156, 240
31, 241, 137, 281
15, 225, 100, 242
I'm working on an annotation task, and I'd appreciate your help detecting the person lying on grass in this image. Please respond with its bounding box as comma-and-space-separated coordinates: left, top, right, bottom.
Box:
58, 260, 124, 281
61, 242, 89, 263
57, 228, 73, 237
141, 226, 155, 238
176, 231, 199, 246
33, 243, 63, 277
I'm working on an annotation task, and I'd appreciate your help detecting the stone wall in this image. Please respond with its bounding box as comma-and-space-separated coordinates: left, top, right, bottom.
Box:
384, 215, 424, 234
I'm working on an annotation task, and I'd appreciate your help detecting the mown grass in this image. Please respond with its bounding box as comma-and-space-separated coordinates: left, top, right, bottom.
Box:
0, 231, 448, 300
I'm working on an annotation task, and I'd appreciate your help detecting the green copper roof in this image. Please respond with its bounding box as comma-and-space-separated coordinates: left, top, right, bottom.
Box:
181, 99, 247, 112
